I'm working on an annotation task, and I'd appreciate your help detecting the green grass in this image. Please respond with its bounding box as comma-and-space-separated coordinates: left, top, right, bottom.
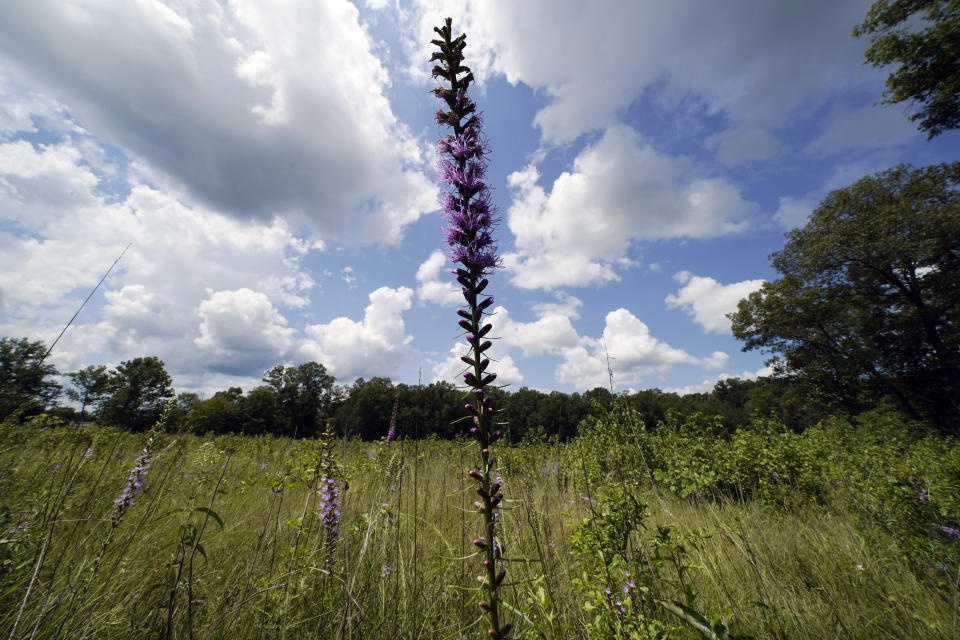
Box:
0, 418, 956, 639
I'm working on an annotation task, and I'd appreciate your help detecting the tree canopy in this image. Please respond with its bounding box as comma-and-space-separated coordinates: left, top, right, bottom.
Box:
0, 337, 60, 419
730, 163, 960, 431
99, 356, 174, 431
854, 0, 960, 138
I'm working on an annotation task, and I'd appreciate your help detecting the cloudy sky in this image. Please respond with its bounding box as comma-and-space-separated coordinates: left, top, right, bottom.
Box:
1, 0, 957, 397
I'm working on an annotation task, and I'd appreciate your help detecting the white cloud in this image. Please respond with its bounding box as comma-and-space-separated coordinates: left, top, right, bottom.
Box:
0, 130, 316, 389
416, 249, 462, 306
504, 126, 756, 289
404, 0, 876, 145
301, 286, 415, 381
0, 0, 435, 243
665, 271, 765, 335
665, 365, 774, 396
195, 289, 296, 375
555, 308, 729, 391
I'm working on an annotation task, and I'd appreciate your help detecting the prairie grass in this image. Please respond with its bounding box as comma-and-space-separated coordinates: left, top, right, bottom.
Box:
0, 418, 955, 639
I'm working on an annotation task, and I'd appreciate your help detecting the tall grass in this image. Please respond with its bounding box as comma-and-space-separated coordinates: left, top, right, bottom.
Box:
0, 413, 956, 639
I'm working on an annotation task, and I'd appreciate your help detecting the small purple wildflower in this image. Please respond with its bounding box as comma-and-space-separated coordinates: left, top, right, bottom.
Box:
261, 461, 268, 471
937, 525, 960, 538
386, 396, 398, 444
908, 475, 929, 503
39, 426, 48, 433
114, 453, 151, 520
770, 471, 781, 481
84, 447, 94, 459
52, 463, 61, 474
381, 564, 391, 578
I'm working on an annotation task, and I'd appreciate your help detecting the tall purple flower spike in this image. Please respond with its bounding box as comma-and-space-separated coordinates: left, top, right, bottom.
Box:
432, 17, 509, 639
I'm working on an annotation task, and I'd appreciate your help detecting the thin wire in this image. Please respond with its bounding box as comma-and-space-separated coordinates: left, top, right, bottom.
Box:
42, 242, 132, 362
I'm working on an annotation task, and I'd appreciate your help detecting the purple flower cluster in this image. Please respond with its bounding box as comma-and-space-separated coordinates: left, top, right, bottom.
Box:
432, 24, 499, 276
319, 471, 341, 545
386, 396, 398, 444
114, 453, 150, 519
908, 475, 929, 503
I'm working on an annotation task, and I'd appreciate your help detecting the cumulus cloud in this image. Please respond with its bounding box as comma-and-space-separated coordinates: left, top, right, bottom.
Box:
0, 0, 435, 243
416, 250, 462, 306
0, 127, 317, 392
195, 289, 296, 375
403, 0, 876, 145
301, 286, 415, 381
555, 308, 730, 391
503, 126, 756, 289
665, 365, 775, 396
665, 271, 765, 335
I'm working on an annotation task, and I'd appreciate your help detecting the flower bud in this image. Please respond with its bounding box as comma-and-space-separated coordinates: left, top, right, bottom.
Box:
495, 569, 506, 585
477, 323, 493, 338
473, 538, 487, 549
458, 319, 472, 332
469, 469, 483, 481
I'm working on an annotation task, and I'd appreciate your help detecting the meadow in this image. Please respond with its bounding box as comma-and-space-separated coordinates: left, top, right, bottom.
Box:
1, 405, 958, 639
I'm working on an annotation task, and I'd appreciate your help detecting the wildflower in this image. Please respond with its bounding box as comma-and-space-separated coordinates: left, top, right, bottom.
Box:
261, 461, 267, 471
770, 471, 780, 481
319, 472, 341, 542
908, 475, 929, 503
937, 524, 960, 538
114, 452, 151, 520
84, 446, 94, 459
52, 463, 61, 474
386, 396, 398, 443
381, 564, 391, 578
433, 16, 508, 638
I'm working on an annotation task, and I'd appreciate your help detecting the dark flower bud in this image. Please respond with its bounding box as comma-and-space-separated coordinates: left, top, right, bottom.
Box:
475, 278, 488, 294
490, 481, 501, 493
478, 358, 489, 372
469, 469, 483, 481
478, 340, 493, 353
473, 538, 487, 548
458, 309, 472, 321
489, 430, 501, 443
491, 494, 503, 507
500, 623, 512, 636
464, 372, 479, 387
481, 373, 497, 385
477, 323, 493, 338
459, 319, 472, 332
478, 296, 494, 311
476, 486, 488, 497
479, 601, 490, 610
495, 569, 506, 585
457, 274, 472, 288
465, 403, 478, 413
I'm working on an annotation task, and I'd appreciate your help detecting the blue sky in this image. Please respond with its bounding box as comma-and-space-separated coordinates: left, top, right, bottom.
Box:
1, 0, 957, 397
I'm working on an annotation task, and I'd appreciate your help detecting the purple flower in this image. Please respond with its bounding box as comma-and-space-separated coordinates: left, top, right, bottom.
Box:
938, 525, 960, 538
318, 472, 341, 543
52, 463, 61, 474
84, 447, 94, 459
260, 461, 267, 471
770, 471, 780, 481
908, 475, 929, 503
114, 453, 151, 520
381, 564, 391, 578
386, 397, 398, 443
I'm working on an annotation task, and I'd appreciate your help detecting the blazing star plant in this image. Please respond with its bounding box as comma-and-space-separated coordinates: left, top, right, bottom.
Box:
431, 17, 510, 639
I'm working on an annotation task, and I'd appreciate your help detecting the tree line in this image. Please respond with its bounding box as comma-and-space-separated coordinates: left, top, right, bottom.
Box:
1, 335, 829, 440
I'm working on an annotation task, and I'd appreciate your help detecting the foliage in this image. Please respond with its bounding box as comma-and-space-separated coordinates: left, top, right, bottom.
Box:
263, 362, 338, 437
0, 337, 60, 420
854, 0, 960, 138
731, 163, 960, 432
66, 364, 110, 421
99, 356, 174, 431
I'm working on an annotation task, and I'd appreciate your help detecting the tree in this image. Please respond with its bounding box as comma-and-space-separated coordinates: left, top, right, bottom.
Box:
66, 365, 110, 421
100, 356, 174, 430
0, 337, 60, 420
854, 0, 960, 138
730, 163, 960, 431
263, 362, 337, 437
